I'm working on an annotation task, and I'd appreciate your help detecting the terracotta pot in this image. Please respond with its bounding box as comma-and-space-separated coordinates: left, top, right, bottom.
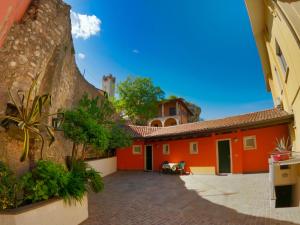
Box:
271, 150, 291, 162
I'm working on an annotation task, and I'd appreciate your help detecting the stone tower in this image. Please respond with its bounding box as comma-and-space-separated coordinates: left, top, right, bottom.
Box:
102, 74, 116, 97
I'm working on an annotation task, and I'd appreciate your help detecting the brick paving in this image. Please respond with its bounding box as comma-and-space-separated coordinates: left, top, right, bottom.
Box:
81, 172, 300, 225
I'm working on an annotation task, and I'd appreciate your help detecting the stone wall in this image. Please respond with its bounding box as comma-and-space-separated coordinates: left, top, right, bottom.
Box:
0, 0, 31, 47
0, 0, 104, 174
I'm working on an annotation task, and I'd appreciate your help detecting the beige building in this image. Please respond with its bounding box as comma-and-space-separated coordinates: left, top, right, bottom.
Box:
245, 0, 300, 150
148, 98, 194, 127
245, 0, 300, 207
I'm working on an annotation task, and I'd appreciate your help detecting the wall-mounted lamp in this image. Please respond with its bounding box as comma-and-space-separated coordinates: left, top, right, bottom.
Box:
52, 112, 64, 130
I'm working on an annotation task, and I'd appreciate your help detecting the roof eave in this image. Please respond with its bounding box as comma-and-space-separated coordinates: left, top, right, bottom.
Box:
245, 0, 271, 91
143, 114, 294, 141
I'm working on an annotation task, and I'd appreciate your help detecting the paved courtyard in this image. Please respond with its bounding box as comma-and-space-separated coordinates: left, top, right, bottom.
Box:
82, 172, 300, 225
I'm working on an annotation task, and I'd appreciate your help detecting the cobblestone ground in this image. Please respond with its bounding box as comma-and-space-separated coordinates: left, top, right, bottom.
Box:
81, 172, 300, 225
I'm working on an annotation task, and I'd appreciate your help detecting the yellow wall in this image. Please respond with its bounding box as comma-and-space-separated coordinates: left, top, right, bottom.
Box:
245, 0, 300, 151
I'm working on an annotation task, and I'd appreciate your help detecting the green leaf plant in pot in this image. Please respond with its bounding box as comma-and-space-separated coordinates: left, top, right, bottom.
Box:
271, 137, 292, 162
0, 73, 60, 162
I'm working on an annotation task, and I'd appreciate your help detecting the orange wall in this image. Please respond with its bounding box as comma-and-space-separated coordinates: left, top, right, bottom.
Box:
0, 0, 31, 47
241, 124, 289, 173
117, 141, 145, 170
151, 136, 216, 172
117, 124, 289, 174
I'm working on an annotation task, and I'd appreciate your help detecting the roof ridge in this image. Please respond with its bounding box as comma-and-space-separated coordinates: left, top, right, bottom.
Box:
125, 108, 292, 139
128, 125, 162, 129
129, 108, 288, 130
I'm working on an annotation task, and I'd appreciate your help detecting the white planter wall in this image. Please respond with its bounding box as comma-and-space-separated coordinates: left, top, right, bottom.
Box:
0, 195, 88, 225
87, 157, 117, 177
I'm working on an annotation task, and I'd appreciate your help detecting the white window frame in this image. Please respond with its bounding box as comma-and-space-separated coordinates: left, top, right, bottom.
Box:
162, 144, 170, 155
189, 142, 198, 154
132, 145, 142, 155
243, 136, 257, 150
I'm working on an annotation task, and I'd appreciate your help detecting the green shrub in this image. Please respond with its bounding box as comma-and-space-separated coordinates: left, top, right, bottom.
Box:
0, 160, 104, 210
0, 162, 20, 210
68, 160, 103, 199
21, 160, 69, 203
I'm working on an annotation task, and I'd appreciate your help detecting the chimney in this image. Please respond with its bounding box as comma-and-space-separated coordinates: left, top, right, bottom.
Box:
102, 74, 116, 97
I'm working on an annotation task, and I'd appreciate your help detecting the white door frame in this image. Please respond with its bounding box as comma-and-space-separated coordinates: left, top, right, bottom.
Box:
216, 139, 233, 174
144, 144, 153, 171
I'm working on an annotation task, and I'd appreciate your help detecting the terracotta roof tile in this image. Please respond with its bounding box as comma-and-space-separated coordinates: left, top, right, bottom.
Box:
124, 125, 162, 138
125, 109, 293, 139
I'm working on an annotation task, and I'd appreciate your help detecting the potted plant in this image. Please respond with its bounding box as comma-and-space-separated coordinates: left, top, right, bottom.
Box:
271, 137, 292, 161
0, 160, 103, 225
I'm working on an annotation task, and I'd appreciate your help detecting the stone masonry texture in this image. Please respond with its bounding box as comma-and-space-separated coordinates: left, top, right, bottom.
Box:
0, 0, 104, 174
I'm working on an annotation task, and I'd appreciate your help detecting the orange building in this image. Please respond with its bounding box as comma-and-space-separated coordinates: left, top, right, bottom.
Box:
149, 98, 194, 127
0, 0, 32, 47
117, 109, 293, 174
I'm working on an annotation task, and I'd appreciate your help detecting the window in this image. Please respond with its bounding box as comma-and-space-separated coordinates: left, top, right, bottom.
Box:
276, 41, 288, 74
132, 145, 142, 154
169, 107, 176, 116
163, 144, 170, 155
243, 136, 257, 150
274, 67, 283, 95
189, 142, 198, 154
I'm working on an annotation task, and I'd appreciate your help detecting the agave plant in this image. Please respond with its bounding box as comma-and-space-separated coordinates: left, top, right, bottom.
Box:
0, 74, 57, 162
275, 137, 291, 152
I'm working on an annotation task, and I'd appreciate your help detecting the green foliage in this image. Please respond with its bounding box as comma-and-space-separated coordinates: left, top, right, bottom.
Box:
70, 160, 103, 194
62, 109, 89, 145
167, 95, 178, 100
63, 93, 133, 159
0, 162, 20, 210
116, 76, 165, 125
0, 159, 105, 211
20, 160, 103, 205
20, 160, 69, 203
79, 93, 115, 125
108, 124, 132, 149
0, 74, 57, 162
65, 160, 103, 202
62, 108, 110, 153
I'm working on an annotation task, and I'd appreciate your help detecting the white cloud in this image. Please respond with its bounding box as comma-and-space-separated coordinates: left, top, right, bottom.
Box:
132, 49, 140, 54
77, 53, 86, 59
70, 10, 101, 40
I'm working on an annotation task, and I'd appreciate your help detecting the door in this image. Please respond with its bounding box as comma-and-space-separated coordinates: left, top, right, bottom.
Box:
218, 140, 231, 173
145, 145, 153, 171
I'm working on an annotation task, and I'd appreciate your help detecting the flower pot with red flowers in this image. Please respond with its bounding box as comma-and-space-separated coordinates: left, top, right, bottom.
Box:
271, 137, 292, 162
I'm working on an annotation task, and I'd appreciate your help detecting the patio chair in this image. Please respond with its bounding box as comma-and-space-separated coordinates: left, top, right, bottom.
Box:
160, 161, 169, 174
177, 161, 185, 175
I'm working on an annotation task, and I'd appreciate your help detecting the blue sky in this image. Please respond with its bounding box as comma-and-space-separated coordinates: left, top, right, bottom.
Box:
64, 0, 273, 120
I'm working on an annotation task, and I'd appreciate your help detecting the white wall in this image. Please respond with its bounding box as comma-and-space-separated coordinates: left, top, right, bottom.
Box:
1, 195, 88, 225
87, 157, 117, 177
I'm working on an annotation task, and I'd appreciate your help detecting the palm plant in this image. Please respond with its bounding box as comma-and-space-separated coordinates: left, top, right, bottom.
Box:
0, 74, 57, 162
